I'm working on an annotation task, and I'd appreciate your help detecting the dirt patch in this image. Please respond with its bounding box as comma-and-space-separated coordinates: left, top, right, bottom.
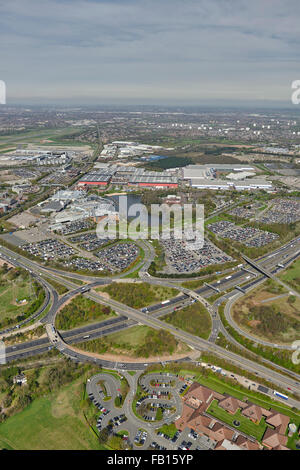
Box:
248, 320, 261, 328
0, 258, 13, 268
93, 289, 110, 300
12, 299, 28, 307
66, 344, 193, 364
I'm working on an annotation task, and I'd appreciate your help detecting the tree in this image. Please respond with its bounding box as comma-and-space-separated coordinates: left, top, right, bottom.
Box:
288, 295, 296, 305
137, 402, 148, 417
98, 426, 110, 444
156, 407, 163, 421
114, 395, 122, 407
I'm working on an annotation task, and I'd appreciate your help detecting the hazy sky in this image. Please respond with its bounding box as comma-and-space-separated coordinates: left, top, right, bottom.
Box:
1, 0, 300, 105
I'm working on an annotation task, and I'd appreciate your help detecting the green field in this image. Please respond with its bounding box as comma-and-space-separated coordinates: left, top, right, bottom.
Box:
232, 281, 300, 344
0, 379, 102, 450
0, 283, 33, 320
76, 325, 155, 355
157, 422, 178, 438
163, 302, 212, 340
206, 399, 268, 441
279, 258, 300, 293
107, 325, 152, 346
77, 325, 189, 358
0, 266, 42, 324
97, 281, 178, 309
0, 127, 90, 146
55, 295, 115, 330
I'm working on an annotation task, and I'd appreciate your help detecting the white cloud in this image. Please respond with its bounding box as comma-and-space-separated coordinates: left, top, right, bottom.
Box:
1, 0, 300, 103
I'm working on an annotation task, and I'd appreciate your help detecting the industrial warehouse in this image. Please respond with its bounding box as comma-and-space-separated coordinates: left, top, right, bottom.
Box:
181, 164, 273, 190
77, 166, 179, 189
187, 179, 273, 190
76, 161, 273, 191
182, 164, 257, 180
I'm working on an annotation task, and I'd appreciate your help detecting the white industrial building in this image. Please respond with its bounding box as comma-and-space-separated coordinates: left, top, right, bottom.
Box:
50, 190, 84, 201
234, 180, 273, 190
189, 178, 272, 191
11, 150, 71, 166
183, 164, 256, 181
54, 209, 86, 224
225, 171, 256, 180
52, 195, 116, 223
99, 141, 173, 159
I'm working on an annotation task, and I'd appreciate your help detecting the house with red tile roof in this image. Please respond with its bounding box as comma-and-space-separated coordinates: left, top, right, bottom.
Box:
265, 411, 290, 435
218, 396, 247, 415
261, 411, 290, 450
241, 403, 272, 423
235, 435, 261, 450
262, 428, 289, 450
175, 381, 290, 451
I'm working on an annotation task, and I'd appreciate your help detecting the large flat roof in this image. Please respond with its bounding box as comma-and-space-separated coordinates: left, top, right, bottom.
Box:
184, 164, 256, 170
79, 173, 112, 182
190, 179, 229, 187
190, 178, 272, 188
129, 175, 178, 184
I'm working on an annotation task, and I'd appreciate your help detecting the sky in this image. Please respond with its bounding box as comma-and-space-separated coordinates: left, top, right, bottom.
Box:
1, 0, 300, 106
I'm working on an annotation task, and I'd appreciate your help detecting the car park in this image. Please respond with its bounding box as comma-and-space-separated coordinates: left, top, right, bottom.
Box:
57, 219, 94, 235
160, 236, 233, 274
69, 232, 110, 251
207, 220, 279, 247
22, 238, 76, 260
95, 242, 139, 273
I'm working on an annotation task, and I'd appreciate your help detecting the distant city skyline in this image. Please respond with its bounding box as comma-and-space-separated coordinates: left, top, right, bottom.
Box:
1, 0, 300, 106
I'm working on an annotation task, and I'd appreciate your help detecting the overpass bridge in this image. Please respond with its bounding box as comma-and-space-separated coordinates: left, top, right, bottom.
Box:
242, 254, 300, 299
242, 255, 273, 278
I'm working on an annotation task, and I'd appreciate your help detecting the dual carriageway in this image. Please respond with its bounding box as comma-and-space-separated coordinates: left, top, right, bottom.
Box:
0, 237, 300, 405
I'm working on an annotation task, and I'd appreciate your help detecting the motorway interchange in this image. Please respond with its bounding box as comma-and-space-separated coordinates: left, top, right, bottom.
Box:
0, 235, 300, 409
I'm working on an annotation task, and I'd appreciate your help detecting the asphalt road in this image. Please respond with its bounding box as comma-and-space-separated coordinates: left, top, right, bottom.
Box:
1, 236, 300, 401
0, 252, 57, 336
86, 371, 184, 449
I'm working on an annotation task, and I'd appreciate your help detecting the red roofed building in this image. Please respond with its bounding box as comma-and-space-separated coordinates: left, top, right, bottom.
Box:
175, 381, 291, 451
235, 435, 261, 450
265, 411, 290, 435
241, 404, 272, 423
261, 411, 290, 450
218, 396, 247, 415
262, 428, 289, 450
